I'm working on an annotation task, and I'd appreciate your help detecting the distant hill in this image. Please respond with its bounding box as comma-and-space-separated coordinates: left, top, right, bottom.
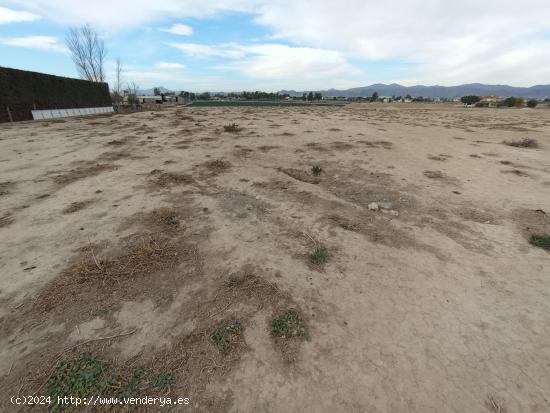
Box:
279, 83, 550, 99
136, 86, 172, 96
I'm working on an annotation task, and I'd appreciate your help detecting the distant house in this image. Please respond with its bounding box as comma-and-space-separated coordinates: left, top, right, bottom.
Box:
139, 95, 163, 104
479, 95, 500, 107
323, 96, 347, 101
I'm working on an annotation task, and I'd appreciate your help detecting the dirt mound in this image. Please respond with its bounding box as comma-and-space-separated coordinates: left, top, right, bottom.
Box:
279, 167, 320, 184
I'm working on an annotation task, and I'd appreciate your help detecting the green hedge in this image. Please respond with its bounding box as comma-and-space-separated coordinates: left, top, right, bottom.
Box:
0, 66, 112, 122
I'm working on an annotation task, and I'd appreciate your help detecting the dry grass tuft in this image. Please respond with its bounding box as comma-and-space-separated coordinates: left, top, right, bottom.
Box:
203, 160, 232, 175
149, 170, 195, 187
485, 396, 506, 413
36, 235, 188, 314
279, 168, 320, 184
258, 145, 280, 152
502, 169, 530, 177
0, 214, 14, 228
0, 181, 14, 196
106, 139, 127, 146
504, 138, 538, 148
358, 140, 393, 149
223, 123, 240, 132
424, 170, 443, 179
148, 207, 181, 229
52, 164, 115, 186
62, 201, 94, 214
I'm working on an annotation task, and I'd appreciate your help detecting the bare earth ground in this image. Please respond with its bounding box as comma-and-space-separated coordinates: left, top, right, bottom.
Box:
0, 104, 549, 412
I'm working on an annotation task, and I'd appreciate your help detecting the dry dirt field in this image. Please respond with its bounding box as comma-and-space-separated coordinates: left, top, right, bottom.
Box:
1, 103, 549, 412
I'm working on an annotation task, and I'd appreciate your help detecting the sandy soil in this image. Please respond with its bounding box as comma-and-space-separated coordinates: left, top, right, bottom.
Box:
0, 103, 549, 412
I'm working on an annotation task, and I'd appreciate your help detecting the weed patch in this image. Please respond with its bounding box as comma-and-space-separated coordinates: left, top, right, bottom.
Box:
271, 310, 306, 338
309, 246, 329, 266
211, 319, 245, 354
311, 164, 322, 176
529, 234, 550, 250
150, 372, 174, 390
271, 309, 308, 362
46, 354, 175, 412
46, 353, 107, 412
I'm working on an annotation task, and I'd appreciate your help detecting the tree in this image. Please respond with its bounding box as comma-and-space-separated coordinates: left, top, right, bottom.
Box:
65, 24, 106, 82
527, 99, 538, 108
314, 92, 322, 101
498, 96, 524, 107
370, 91, 379, 102
460, 95, 481, 105
125, 82, 140, 108
114, 58, 123, 94
307, 91, 314, 102
153, 87, 161, 96
111, 58, 124, 109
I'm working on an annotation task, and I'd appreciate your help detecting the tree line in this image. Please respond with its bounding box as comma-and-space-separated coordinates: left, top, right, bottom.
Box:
461, 95, 538, 108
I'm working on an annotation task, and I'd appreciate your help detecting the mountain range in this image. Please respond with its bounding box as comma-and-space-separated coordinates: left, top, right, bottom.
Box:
140, 83, 550, 99
279, 83, 550, 99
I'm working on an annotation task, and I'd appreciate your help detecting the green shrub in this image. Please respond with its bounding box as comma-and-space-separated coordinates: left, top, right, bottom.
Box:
46, 354, 107, 412
271, 310, 307, 338
527, 99, 538, 108
529, 234, 550, 250
211, 319, 244, 353
498, 96, 524, 107
311, 164, 322, 176
309, 246, 328, 265
150, 372, 174, 390
460, 95, 481, 105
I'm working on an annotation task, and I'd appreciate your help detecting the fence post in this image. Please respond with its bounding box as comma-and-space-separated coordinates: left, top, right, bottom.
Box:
6, 106, 13, 122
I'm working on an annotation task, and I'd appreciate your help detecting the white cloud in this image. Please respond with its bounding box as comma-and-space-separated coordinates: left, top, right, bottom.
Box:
7, 1, 550, 85
160, 23, 193, 36
172, 42, 357, 88
168, 42, 246, 58
234, 44, 357, 80
0, 6, 40, 24
9, 0, 259, 29
155, 61, 185, 69
252, 1, 550, 86
0, 35, 67, 53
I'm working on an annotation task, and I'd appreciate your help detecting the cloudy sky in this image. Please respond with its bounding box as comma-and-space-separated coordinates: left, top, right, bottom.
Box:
1, 1, 550, 91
